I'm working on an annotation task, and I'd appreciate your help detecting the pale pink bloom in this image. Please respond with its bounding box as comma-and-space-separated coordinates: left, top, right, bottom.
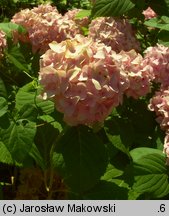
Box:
142, 7, 157, 20
0, 30, 7, 58
148, 89, 169, 130
39, 35, 128, 126
11, 4, 81, 54
149, 89, 169, 164
113, 50, 152, 99
143, 44, 169, 88
148, 89, 169, 164
88, 17, 140, 53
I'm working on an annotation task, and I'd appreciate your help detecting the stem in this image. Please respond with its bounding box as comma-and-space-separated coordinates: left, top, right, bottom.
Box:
45, 126, 69, 199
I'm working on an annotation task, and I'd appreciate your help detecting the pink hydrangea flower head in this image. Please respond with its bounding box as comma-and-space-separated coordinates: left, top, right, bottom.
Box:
142, 7, 157, 20
0, 30, 7, 58
143, 44, 169, 88
148, 89, 169, 130
64, 9, 90, 30
88, 17, 140, 53
11, 4, 81, 54
39, 35, 128, 126
113, 50, 152, 99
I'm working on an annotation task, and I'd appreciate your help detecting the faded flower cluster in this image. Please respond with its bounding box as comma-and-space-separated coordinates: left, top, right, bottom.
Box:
0, 30, 7, 58
39, 35, 129, 126
88, 17, 140, 53
11, 4, 82, 54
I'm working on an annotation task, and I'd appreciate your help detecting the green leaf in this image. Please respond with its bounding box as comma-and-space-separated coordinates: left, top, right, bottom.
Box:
35, 122, 60, 168
0, 141, 22, 166
38, 115, 63, 132
107, 133, 130, 157
91, 0, 135, 17
130, 147, 169, 198
120, 98, 156, 148
0, 114, 10, 129
0, 78, 7, 98
101, 164, 123, 181
18, 104, 38, 122
56, 126, 108, 193
29, 144, 46, 170
6, 45, 30, 73
0, 141, 14, 165
144, 17, 169, 31
83, 180, 128, 199
75, 9, 91, 19
52, 152, 66, 176
0, 22, 26, 38
158, 30, 169, 46
0, 120, 36, 164
15, 82, 54, 114
130, 147, 164, 161
105, 116, 134, 155
0, 97, 8, 118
